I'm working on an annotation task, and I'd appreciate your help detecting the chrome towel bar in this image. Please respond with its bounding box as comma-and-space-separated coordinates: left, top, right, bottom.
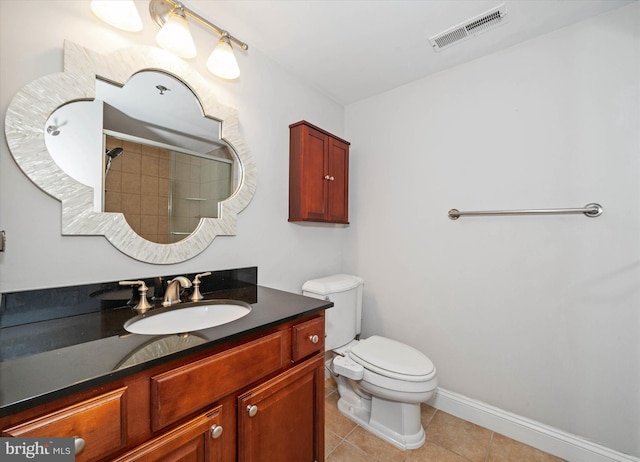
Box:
448, 203, 603, 220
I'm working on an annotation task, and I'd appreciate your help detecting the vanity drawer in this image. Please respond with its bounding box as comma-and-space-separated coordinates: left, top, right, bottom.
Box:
292, 315, 325, 361
151, 330, 287, 431
113, 405, 223, 462
2, 387, 127, 462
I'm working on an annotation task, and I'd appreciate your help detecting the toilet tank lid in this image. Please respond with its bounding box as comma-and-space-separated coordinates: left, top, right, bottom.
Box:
302, 274, 364, 295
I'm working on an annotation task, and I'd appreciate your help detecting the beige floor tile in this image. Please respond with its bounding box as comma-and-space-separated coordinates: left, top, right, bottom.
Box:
325, 430, 343, 458
326, 441, 379, 462
406, 442, 471, 462
324, 381, 562, 462
325, 377, 337, 397
426, 411, 492, 462
421, 403, 438, 427
346, 426, 407, 462
487, 433, 565, 462
325, 392, 358, 438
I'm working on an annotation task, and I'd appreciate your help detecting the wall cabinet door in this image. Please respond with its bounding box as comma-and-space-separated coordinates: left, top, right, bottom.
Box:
326, 135, 349, 223
289, 121, 350, 224
237, 356, 324, 462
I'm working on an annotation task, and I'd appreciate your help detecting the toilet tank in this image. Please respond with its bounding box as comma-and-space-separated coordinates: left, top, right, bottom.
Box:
302, 274, 364, 350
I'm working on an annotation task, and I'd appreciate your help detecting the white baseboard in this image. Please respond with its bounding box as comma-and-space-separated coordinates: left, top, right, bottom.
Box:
431, 388, 639, 462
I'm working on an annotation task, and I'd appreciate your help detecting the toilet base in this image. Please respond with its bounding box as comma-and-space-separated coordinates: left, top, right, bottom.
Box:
334, 376, 426, 451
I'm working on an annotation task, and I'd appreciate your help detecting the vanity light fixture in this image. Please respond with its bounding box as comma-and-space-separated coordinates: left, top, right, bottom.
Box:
207, 34, 240, 80
90, 0, 143, 32
149, 0, 248, 80
90, 0, 248, 79
155, 5, 197, 58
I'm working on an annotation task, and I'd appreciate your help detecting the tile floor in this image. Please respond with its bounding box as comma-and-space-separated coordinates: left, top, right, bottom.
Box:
324, 378, 565, 462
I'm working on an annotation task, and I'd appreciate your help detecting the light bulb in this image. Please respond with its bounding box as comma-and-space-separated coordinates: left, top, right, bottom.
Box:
156, 9, 197, 59
207, 36, 240, 80
90, 0, 143, 32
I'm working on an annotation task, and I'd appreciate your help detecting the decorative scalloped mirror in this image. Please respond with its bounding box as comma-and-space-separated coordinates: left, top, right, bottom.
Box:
4, 41, 256, 264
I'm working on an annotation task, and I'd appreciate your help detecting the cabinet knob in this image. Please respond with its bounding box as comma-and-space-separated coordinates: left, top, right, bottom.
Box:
324, 175, 331, 180
309, 334, 319, 344
330, 176, 335, 181
247, 404, 258, 417
210, 425, 223, 439
73, 436, 85, 455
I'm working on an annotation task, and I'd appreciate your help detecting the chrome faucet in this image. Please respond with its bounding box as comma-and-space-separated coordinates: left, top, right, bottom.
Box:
162, 276, 192, 307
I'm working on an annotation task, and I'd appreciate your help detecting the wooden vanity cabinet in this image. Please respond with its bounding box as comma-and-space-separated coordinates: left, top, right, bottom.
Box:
289, 121, 350, 224
0, 312, 325, 462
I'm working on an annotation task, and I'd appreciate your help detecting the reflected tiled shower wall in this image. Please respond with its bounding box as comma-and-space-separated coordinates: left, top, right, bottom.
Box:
104, 136, 171, 243
169, 149, 232, 242
104, 136, 233, 244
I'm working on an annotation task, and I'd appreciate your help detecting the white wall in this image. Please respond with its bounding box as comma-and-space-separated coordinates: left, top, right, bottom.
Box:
345, 4, 639, 457
0, 0, 347, 293
1, 1, 638, 458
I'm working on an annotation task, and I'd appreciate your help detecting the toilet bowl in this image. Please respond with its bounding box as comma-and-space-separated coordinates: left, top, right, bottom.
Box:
302, 274, 438, 450
331, 336, 437, 450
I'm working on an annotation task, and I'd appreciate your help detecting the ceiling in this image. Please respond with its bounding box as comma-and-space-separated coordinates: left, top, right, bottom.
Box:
186, 0, 634, 105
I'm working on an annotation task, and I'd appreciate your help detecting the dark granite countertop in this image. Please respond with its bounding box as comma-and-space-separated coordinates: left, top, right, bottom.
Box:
0, 281, 332, 417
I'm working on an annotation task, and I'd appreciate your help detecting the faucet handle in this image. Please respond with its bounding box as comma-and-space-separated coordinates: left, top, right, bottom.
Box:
190, 272, 211, 302
193, 272, 211, 284
119, 280, 153, 314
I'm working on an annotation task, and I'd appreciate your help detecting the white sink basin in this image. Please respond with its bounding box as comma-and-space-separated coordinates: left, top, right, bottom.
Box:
124, 300, 252, 335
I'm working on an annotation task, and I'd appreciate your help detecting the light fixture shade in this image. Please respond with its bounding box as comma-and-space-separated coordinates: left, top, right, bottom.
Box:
90, 0, 143, 32
156, 9, 197, 59
207, 37, 240, 80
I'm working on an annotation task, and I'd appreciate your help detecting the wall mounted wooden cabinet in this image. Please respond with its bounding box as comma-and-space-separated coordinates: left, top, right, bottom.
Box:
289, 121, 350, 224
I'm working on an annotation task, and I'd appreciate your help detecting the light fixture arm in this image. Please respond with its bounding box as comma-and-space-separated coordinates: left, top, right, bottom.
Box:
150, 0, 248, 51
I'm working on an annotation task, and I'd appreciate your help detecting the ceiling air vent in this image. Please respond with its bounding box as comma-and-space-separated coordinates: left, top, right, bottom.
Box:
429, 4, 507, 52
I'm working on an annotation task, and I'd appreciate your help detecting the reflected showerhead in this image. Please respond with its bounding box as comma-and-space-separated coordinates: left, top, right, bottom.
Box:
105, 147, 124, 175
106, 147, 124, 159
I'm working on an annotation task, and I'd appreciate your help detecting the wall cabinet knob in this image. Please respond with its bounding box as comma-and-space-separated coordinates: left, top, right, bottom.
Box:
324, 175, 331, 180
73, 436, 85, 455
247, 404, 258, 417
309, 334, 319, 344
210, 425, 223, 439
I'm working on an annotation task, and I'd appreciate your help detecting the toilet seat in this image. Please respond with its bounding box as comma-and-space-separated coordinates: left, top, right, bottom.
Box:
348, 336, 435, 382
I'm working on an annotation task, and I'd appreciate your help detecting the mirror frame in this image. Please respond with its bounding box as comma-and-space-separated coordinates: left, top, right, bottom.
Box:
5, 41, 256, 264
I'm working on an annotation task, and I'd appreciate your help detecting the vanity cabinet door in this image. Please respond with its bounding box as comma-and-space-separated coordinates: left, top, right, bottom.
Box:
2, 387, 127, 462
237, 355, 324, 462
112, 406, 223, 462
289, 121, 350, 224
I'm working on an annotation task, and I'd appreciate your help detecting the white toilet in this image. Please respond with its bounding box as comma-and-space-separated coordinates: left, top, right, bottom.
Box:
302, 274, 437, 450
